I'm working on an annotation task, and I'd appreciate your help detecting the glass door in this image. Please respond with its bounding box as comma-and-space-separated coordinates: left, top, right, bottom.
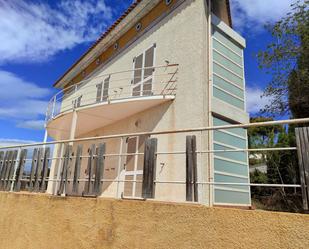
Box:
123, 136, 146, 198
132, 45, 155, 96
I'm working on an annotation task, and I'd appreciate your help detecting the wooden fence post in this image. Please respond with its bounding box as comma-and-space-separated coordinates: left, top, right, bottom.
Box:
28, 148, 38, 191
5, 150, 17, 191
40, 148, 50, 192
14, 149, 28, 192
94, 143, 105, 196
0, 151, 4, 180
142, 138, 157, 199
295, 127, 309, 211
83, 144, 96, 197
186, 135, 198, 202
72, 145, 83, 195
0, 151, 10, 190
34, 148, 44, 192
57, 145, 72, 196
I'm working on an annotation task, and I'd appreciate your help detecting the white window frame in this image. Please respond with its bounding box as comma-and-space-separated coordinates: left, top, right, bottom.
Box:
96, 75, 110, 102
123, 136, 145, 198
131, 44, 156, 97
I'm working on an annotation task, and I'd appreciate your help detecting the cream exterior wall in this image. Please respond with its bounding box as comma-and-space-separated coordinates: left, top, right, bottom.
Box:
47, 0, 226, 205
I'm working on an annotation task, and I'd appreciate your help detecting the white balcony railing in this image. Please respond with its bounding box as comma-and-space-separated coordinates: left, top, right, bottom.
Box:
46, 64, 178, 122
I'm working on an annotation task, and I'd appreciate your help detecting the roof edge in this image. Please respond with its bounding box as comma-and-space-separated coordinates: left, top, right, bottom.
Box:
53, 0, 143, 88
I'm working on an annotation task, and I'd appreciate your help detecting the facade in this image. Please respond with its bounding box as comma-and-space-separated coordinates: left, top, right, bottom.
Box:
45, 0, 250, 207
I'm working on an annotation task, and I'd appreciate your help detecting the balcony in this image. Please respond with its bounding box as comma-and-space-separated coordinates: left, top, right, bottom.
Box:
46, 64, 178, 140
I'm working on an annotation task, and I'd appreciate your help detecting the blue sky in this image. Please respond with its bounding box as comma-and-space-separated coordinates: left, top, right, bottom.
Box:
0, 0, 295, 145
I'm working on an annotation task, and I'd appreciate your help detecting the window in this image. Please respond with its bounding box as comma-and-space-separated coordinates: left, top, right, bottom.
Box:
132, 44, 155, 97
96, 76, 110, 102
102, 76, 110, 101
73, 95, 82, 108
96, 83, 102, 103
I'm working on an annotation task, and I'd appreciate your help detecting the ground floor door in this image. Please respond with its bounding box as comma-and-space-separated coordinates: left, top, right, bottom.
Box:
123, 136, 146, 198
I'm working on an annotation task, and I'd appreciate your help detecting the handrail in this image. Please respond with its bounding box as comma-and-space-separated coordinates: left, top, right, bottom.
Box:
51, 64, 179, 100
2, 117, 309, 150
45, 64, 179, 122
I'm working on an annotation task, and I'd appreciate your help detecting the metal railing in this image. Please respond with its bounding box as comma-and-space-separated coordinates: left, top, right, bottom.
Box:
45, 64, 179, 122
1, 117, 309, 211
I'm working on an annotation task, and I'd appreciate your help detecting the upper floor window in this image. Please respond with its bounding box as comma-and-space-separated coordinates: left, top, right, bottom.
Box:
96, 76, 110, 102
73, 95, 82, 108
132, 44, 156, 96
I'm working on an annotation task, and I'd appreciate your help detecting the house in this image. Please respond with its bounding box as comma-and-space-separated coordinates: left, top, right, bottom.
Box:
45, 0, 250, 207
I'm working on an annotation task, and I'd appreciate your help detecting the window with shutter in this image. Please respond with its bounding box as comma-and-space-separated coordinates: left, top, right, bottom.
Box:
102, 76, 110, 101
132, 44, 155, 97
96, 76, 110, 102
73, 95, 82, 108
96, 83, 102, 103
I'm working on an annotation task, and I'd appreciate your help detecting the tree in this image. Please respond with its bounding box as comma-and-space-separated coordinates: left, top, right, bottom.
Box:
258, 0, 309, 118
248, 117, 301, 212
248, 117, 281, 148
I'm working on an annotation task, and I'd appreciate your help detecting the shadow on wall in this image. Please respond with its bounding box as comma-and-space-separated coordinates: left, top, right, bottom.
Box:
54, 101, 173, 197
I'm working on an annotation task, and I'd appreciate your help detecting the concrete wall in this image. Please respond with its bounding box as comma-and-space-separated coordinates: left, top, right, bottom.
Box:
0, 192, 308, 249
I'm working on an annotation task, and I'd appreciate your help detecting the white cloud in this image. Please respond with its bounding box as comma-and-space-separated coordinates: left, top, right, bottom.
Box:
246, 86, 272, 114
0, 70, 50, 100
0, 0, 113, 64
230, 0, 294, 33
0, 138, 38, 147
16, 120, 45, 130
0, 70, 51, 129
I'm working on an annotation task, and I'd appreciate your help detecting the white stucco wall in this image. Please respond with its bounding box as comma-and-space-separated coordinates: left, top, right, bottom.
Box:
47, 0, 251, 206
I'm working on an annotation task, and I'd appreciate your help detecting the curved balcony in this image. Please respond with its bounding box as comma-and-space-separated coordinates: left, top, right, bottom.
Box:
46, 64, 178, 140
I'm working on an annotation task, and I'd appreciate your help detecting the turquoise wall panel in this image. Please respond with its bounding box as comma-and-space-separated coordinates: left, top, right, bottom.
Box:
213, 50, 243, 77
214, 157, 248, 176
212, 28, 243, 56
214, 143, 247, 162
213, 74, 244, 98
214, 130, 247, 148
212, 116, 250, 205
213, 39, 243, 65
213, 87, 244, 109
213, 63, 243, 87
213, 117, 247, 137
214, 173, 249, 191
214, 189, 251, 204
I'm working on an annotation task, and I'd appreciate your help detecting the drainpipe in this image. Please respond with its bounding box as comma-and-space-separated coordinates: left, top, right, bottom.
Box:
207, 0, 214, 206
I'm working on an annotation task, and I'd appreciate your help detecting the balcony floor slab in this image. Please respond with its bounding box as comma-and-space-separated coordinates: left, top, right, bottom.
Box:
46, 95, 175, 140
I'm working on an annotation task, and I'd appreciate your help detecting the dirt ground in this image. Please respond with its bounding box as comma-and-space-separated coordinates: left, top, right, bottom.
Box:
0, 192, 308, 249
